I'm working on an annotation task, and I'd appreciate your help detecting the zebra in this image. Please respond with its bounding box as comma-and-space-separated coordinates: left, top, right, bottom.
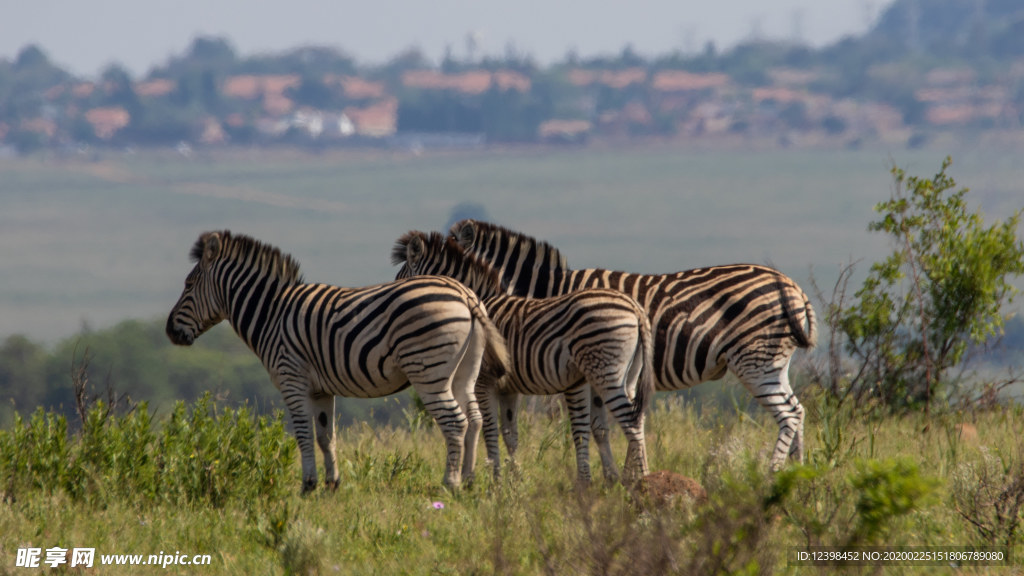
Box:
165, 230, 509, 492
392, 230, 654, 484
450, 219, 817, 472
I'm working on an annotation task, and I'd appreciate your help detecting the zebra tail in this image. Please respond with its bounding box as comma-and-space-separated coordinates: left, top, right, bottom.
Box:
801, 292, 818, 348
470, 303, 511, 389
781, 282, 818, 349
629, 310, 656, 425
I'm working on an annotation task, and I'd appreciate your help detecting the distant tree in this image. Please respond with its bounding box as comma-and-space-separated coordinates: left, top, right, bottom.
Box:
867, 0, 1024, 61
440, 45, 459, 73
100, 64, 132, 87
560, 49, 581, 68
279, 46, 357, 76
152, 36, 237, 77
617, 44, 645, 68
0, 335, 48, 414
14, 45, 51, 72
8, 44, 69, 92
187, 36, 237, 66
123, 101, 199, 144
480, 84, 545, 141
99, 64, 142, 114
69, 114, 98, 144
369, 47, 431, 83
287, 73, 339, 109
397, 91, 482, 133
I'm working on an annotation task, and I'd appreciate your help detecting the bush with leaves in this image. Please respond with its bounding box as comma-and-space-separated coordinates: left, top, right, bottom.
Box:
0, 393, 295, 507
835, 157, 1024, 411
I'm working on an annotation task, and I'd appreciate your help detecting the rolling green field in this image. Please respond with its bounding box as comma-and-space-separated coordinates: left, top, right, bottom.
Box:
2, 142, 1023, 344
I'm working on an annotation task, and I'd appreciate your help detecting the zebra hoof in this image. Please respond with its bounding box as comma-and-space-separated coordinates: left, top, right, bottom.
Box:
301, 478, 318, 494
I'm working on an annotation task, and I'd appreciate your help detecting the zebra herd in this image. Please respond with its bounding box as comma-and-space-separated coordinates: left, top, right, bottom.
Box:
166, 221, 816, 493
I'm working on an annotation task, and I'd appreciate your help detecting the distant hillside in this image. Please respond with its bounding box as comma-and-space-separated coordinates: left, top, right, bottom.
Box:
870, 0, 1024, 59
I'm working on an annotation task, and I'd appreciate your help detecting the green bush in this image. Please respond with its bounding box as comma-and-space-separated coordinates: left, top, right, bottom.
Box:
0, 393, 295, 507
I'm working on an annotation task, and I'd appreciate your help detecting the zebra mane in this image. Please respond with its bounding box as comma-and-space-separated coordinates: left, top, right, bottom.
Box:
191, 230, 304, 284
392, 230, 506, 293
449, 219, 569, 270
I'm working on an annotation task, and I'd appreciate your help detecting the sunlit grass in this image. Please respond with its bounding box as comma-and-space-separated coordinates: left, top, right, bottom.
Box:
1, 392, 1023, 574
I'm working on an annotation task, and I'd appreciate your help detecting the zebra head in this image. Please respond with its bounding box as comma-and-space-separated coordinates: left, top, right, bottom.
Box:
166, 231, 230, 346
391, 231, 432, 280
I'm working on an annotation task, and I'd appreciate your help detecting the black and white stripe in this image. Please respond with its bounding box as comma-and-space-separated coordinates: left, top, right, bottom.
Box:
450, 220, 817, 471
166, 230, 509, 492
392, 231, 653, 484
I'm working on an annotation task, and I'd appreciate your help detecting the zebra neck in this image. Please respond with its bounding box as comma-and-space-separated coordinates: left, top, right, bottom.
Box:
439, 258, 502, 300
503, 264, 575, 298
223, 272, 289, 355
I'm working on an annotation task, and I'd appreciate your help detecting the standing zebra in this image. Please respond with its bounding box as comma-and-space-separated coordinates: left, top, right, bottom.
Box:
392, 230, 653, 484
450, 219, 817, 472
166, 230, 509, 492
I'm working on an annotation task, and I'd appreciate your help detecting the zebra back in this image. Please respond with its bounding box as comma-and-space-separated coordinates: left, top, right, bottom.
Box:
449, 219, 817, 382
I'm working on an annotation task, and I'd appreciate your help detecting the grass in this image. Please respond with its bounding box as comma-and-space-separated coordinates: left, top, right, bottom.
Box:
1, 388, 1023, 575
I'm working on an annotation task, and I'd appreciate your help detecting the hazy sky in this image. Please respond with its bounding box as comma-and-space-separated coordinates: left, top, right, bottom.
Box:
1, 0, 888, 78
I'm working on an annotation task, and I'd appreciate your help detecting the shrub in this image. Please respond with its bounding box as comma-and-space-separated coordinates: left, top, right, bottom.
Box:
0, 393, 295, 507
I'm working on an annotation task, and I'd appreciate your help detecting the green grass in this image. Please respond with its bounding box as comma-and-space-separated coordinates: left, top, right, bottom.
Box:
2, 390, 1022, 575
2, 144, 1023, 344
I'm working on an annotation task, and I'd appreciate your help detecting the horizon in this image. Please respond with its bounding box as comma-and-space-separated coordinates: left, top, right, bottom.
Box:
1, 0, 885, 79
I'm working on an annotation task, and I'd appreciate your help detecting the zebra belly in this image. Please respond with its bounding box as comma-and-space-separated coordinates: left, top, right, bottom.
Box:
503, 353, 579, 395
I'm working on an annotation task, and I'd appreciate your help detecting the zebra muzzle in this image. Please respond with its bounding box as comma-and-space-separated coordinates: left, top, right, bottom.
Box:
166, 315, 195, 346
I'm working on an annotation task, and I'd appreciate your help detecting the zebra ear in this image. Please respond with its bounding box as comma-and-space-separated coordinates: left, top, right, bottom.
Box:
202, 232, 222, 263
454, 221, 476, 249
406, 234, 425, 263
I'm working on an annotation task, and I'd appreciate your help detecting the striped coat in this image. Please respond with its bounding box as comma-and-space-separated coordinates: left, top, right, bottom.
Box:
451, 219, 816, 470
393, 231, 653, 484
166, 230, 508, 491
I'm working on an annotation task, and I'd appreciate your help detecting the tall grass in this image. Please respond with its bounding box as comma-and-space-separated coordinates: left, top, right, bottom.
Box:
1, 392, 1022, 574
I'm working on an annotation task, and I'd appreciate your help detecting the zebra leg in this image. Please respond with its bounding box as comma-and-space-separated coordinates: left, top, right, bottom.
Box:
738, 357, 805, 471
588, 388, 621, 484
564, 386, 594, 485
497, 390, 521, 475
280, 382, 319, 493
414, 385, 468, 489
450, 322, 487, 486
311, 394, 339, 491
452, 380, 481, 487
601, 394, 648, 485
477, 380, 502, 478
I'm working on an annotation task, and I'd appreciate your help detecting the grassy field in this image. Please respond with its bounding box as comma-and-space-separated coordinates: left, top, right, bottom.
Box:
1, 391, 1022, 575
2, 142, 1023, 344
